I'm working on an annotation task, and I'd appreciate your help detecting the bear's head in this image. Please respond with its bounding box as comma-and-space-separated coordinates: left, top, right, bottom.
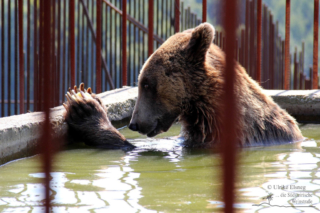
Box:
129, 23, 216, 137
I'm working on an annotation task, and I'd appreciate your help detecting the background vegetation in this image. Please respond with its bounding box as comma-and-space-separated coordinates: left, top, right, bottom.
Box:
183, 0, 319, 77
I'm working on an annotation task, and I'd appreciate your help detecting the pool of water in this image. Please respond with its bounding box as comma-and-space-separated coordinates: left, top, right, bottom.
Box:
1, 123, 320, 212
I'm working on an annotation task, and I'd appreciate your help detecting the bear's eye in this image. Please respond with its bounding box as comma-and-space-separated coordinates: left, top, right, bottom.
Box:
144, 84, 149, 89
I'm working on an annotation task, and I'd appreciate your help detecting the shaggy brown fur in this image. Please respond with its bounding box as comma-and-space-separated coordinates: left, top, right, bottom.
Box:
64, 84, 135, 150
129, 23, 303, 147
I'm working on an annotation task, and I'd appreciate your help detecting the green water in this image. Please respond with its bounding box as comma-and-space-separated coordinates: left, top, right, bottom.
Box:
1, 124, 320, 212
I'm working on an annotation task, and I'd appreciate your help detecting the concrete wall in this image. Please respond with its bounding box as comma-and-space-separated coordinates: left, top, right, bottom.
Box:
0, 87, 138, 165
0, 87, 319, 165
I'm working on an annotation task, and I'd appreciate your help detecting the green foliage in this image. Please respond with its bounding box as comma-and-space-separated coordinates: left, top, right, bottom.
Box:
182, 0, 319, 77
264, 0, 317, 76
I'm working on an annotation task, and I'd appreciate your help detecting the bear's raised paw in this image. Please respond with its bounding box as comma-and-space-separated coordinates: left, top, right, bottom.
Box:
63, 83, 134, 150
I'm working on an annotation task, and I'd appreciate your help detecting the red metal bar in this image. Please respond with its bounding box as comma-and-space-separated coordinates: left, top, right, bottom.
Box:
52, 0, 56, 106
39, 0, 43, 111
34, 0, 38, 110
174, 0, 180, 33
62, 0, 66, 104
92, 0, 95, 87
270, 17, 274, 89
257, 0, 262, 84
282, 41, 285, 89
310, 66, 313, 88
42, 0, 53, 211
27, 0, 30, 111
250, 0, 255, 78
19, 0, 24, 114
8, 0, 11, 115
244, 0, 249, 71
202, 0, 207, 22
284, 0, 291, 90
15, 0, 18, 114
70, 0, 75, 88
81, 2, 85, 84
96, 0, 102, 93
313, 0, 319, 89
57, 0, 61, 104
122, 0, 127, 86
1, 0, 4, 116
222, 0, 238, 212
300, 64, 303, 89
148, 0, 154, 56
302, 42, 305, 89
133, 2, 137, 85
294, 47, 297, 89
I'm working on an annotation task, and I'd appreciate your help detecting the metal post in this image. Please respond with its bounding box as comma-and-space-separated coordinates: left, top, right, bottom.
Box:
257, 0, 262, 84
284, 0, 291, 90
19, 0, 24, 114
202, 0, 207, 22
313, 0, 319, 89
148, 0, 154, 56
174, 0, 180, 33
70, 0, 75, 88
122, 0, 127, 86
294, 47, 297, 89
42, 1, 53, 212
96, 0, 102, 93
222, 0, 238, 212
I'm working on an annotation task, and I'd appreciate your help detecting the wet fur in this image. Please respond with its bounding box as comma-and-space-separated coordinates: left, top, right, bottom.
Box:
130, 23, 303, 148
64, 90, 135, 150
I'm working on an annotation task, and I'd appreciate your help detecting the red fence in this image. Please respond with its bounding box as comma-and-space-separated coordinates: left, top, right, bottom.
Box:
0, 1, 318, 118
0, 0, 204, 117
0, 0, 320, 212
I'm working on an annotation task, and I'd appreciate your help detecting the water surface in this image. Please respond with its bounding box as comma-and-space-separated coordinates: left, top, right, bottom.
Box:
1, 123, 320, 212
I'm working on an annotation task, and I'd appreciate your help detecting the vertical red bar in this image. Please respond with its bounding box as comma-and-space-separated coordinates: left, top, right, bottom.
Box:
244, 0, 249, 71
310, 67, 313, 88
19, 0, 24, 114
284, 0, 291, 90
270, 19, 274, 89
1, 0, 4, 116
96, 0, 102, 93
27, 0, 30, 111
174, 0, 180, 33
222, 0, 238, 212
122, 0, 127, 86
257, 0, 262, 84
34, 0, 38, 110
42, 1, 52, 212
313, 0, 319, 89
52, 0, 56, 106
282, 41, 285, 89
70, 0, 75, 88
15, 0, 18, 114
202, 0, 207, 22
8, 0, 11, 115
293, 48, 297, 89
148, 0, 154, 57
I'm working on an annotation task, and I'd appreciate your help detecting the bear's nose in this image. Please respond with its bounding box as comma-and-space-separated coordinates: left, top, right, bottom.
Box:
129, 123, 139, 131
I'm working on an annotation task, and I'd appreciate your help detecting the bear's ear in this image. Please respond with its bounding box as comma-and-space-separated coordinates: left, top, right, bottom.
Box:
186, 23, 215, 62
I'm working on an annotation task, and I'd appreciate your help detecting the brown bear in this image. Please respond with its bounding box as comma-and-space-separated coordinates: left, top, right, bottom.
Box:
128, 23, 303, 148
64, 23, 303, 149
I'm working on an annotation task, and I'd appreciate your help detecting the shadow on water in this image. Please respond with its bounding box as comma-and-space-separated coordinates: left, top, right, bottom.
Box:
1, 123, 320, 212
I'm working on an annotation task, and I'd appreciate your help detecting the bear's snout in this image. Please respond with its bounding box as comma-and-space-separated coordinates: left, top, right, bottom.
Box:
128, 122, 139, 131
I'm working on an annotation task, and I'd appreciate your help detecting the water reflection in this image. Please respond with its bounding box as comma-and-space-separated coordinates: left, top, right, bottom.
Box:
1, 124, 320, 212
